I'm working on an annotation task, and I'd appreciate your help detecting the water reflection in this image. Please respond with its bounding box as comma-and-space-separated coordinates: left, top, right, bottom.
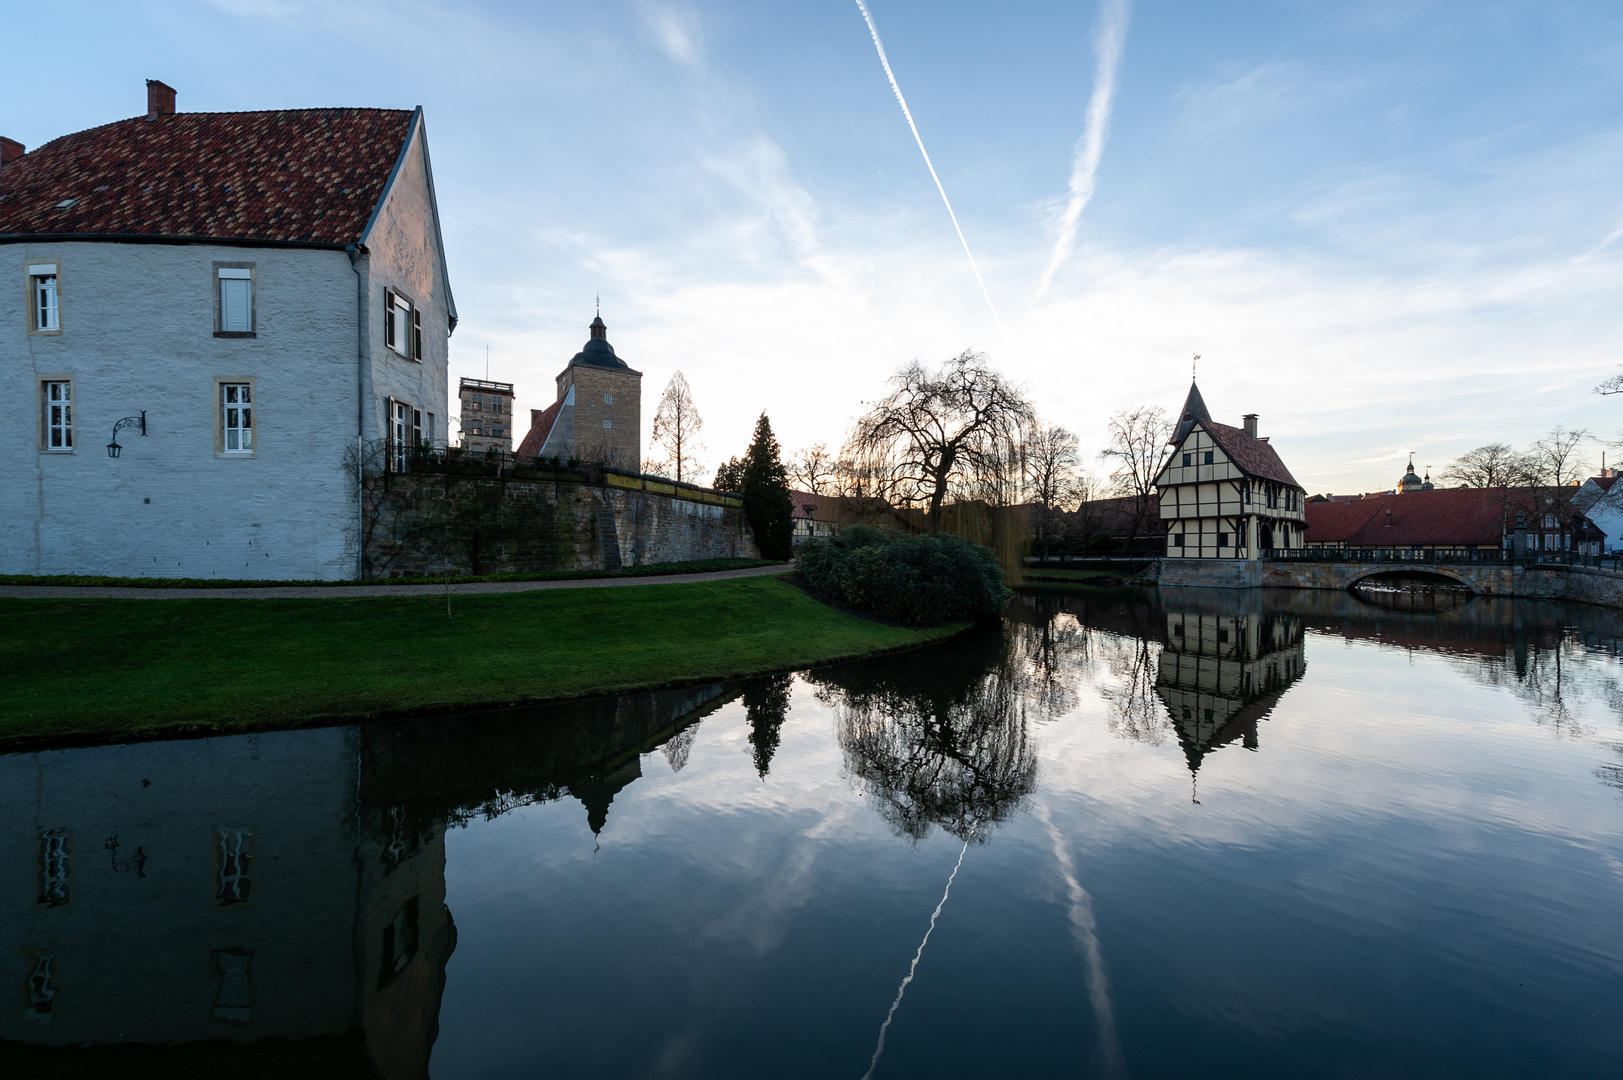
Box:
0, 683, 744, 1077
808, 628, 1039, 844
5, 587, 1623, 1076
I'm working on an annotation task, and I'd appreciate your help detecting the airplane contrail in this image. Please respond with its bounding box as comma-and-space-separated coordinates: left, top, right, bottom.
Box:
860, 839, 969, 1080
1037, 0, 1132, 298
1036, 801, 1126, 1078
854, 0, 1002, 329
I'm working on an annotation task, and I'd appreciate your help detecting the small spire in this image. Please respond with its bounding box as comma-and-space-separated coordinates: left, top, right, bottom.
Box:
589, 312, 607, 339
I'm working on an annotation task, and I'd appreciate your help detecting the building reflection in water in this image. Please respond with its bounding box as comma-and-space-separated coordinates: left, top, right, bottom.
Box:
0, 682, 743, 1078
1157, 605, 1306, 781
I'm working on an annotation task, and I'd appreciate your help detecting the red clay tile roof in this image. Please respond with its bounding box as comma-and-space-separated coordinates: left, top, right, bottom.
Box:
789, 490, 846, 521
515, 399, 565, 459
1306, 488, 1509, 547
0, 109, 414, 245
1199, 420, 1300, 488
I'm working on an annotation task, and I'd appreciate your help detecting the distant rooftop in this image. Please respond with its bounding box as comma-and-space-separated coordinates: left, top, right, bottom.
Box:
459, 378, 514, 394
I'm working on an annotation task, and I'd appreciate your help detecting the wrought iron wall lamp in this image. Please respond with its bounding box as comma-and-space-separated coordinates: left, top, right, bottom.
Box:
107, 412, 146, 458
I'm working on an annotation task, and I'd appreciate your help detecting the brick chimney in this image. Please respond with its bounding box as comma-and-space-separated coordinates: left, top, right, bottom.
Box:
0, 137, 23, 169
531, 409, 545, 427
1242, 413, 1258, 439
146, 79, 176, 120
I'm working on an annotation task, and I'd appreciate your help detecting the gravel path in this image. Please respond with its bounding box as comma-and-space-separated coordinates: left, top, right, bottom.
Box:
0, 563, 790, 600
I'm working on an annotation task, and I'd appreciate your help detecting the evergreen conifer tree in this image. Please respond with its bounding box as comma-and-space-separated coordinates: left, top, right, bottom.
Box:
741, 413, 794, 560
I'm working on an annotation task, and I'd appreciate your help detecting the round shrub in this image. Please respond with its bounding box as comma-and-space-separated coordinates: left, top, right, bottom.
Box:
796, 529, 1009, 626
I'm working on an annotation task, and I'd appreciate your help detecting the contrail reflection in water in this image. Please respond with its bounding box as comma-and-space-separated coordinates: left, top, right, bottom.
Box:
859, 840, 969, 1080
1036, 800, 1126, 1079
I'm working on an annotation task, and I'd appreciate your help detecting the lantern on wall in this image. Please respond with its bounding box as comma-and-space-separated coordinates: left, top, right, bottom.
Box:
107, 412, 146, 458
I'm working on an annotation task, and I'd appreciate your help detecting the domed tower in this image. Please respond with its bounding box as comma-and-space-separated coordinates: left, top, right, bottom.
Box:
1399, 455, 1424, 493
554, 313, 643, 471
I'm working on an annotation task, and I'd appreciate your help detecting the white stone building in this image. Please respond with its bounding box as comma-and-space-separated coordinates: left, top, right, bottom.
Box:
0, 80, 456, 579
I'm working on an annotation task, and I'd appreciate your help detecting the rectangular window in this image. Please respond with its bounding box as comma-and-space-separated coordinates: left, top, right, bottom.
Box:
1172, 534, 1184, 548
1218, 533, 1229, 547
603, 419, 612, 429
379, 896, 421, 989
412, 408, 423, 448
30, 264, 60, 331
42, 381, 73, 451
1203, 451, 1214, 465
217, 829, 253, 905
1182, 453, 1191, 467
472, 395, 482, 410
218, 268, 253, 333
38, 830, 71, 906
493, 398, 504, 413
222, 383, 253, 453
391, 400, 410, 471
385, 290, 420, 359
426, 413, 436, 447
604, 393, 613, 405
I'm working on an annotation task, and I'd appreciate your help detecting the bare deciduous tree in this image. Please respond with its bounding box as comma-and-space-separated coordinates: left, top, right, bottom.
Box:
1098, 405, 1173, 550
1595, 366, 1623, 396
791, 442, 837, 494
1439, 442, 1535, 489
843, 350, 1034, 531
1022, 423, 1083, 558
647, 371, 705, 483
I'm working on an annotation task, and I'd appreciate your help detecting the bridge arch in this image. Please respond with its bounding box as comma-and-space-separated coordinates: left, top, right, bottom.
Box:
1345, 565, 1479, 594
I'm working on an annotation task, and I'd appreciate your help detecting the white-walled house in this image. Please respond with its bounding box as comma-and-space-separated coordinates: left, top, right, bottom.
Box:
0, 80, 455, 579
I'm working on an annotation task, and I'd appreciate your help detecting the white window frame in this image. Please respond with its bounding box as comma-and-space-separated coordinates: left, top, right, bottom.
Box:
391, 399, 411, 471
216, 267, 255, 335
29, 263, 60, 333
603, 393, 612, 405
221, 383, 253, 454
41, 379, 73, 452
603, 419, 612, 429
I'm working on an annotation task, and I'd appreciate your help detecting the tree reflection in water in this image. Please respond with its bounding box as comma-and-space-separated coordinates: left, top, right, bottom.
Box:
743, 674, 794, 778
808, 627, 1039, 844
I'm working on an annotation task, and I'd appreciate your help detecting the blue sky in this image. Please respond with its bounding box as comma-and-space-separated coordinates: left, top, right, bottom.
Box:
10, 0, 1623, 492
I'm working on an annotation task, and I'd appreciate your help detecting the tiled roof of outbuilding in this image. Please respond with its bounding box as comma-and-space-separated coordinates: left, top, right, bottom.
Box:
1198, 420, 1301, 488
516, 398, 566, 459
1305, 488, 1508, 547
0, 108, 414, 245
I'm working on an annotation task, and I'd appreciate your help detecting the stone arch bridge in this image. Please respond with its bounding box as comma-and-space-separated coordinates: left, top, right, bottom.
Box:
1155, 557, 1623, 606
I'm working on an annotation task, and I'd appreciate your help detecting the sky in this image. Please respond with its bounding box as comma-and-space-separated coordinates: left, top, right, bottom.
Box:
8, 0, 1623, 494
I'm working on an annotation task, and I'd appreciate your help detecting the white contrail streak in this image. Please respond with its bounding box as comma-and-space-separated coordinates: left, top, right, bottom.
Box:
854, 0, 1002, 329
860, 839, 969, 1080
1037, 0, 1132, 298
1036, 801, 1126, 1079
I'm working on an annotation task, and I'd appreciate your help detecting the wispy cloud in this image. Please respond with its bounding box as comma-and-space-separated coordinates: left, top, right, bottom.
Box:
1179, 60, 1309, 131
644, 2, 702, 67
1037, 0, 1131, 298
853, 0, 1001, 328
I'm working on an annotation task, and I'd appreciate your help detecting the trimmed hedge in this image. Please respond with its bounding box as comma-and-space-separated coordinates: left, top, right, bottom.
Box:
797, 527, 1009, 626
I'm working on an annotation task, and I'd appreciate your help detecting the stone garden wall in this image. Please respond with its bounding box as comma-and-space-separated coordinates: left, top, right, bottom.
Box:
362, 466, 758, 577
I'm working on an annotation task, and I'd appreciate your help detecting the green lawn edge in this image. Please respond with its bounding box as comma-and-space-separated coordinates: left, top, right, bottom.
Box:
0, 557, 781, 590
0, 576, 968, 751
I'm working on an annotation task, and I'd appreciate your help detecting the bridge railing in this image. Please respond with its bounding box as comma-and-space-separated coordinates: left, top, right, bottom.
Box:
1267, 548, 1619, 570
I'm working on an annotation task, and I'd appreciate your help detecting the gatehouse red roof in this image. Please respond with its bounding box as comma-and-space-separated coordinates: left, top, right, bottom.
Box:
0, 108, 414, 245
1305, 488, 1507, 547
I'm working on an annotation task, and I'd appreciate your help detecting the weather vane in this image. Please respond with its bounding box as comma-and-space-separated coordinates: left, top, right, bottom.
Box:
595, 294, 600, 316
1192, 353, 1200, 380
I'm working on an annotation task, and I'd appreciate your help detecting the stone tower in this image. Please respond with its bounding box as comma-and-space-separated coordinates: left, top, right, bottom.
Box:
554, 315, 642, 471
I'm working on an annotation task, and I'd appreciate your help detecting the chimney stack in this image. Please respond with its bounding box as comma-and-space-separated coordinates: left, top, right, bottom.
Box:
146, 79, 176, 120
1242, 413, 1258, 439
0, 137, 23, 169
531, 409, 544, 427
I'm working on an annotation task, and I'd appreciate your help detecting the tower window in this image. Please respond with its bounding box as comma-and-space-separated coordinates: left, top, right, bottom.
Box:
603, 419, 612, 429
604, 393, 613, 405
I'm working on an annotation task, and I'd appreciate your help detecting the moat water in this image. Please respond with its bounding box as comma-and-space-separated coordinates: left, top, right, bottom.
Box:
5, 588, 1623, 1078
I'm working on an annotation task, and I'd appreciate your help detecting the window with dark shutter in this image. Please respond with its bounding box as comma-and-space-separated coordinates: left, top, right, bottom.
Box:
412, 309, 422, 360
384, 290, 396, 350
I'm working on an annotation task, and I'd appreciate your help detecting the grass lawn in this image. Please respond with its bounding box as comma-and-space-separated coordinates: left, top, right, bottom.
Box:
0, 576, 964, 747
